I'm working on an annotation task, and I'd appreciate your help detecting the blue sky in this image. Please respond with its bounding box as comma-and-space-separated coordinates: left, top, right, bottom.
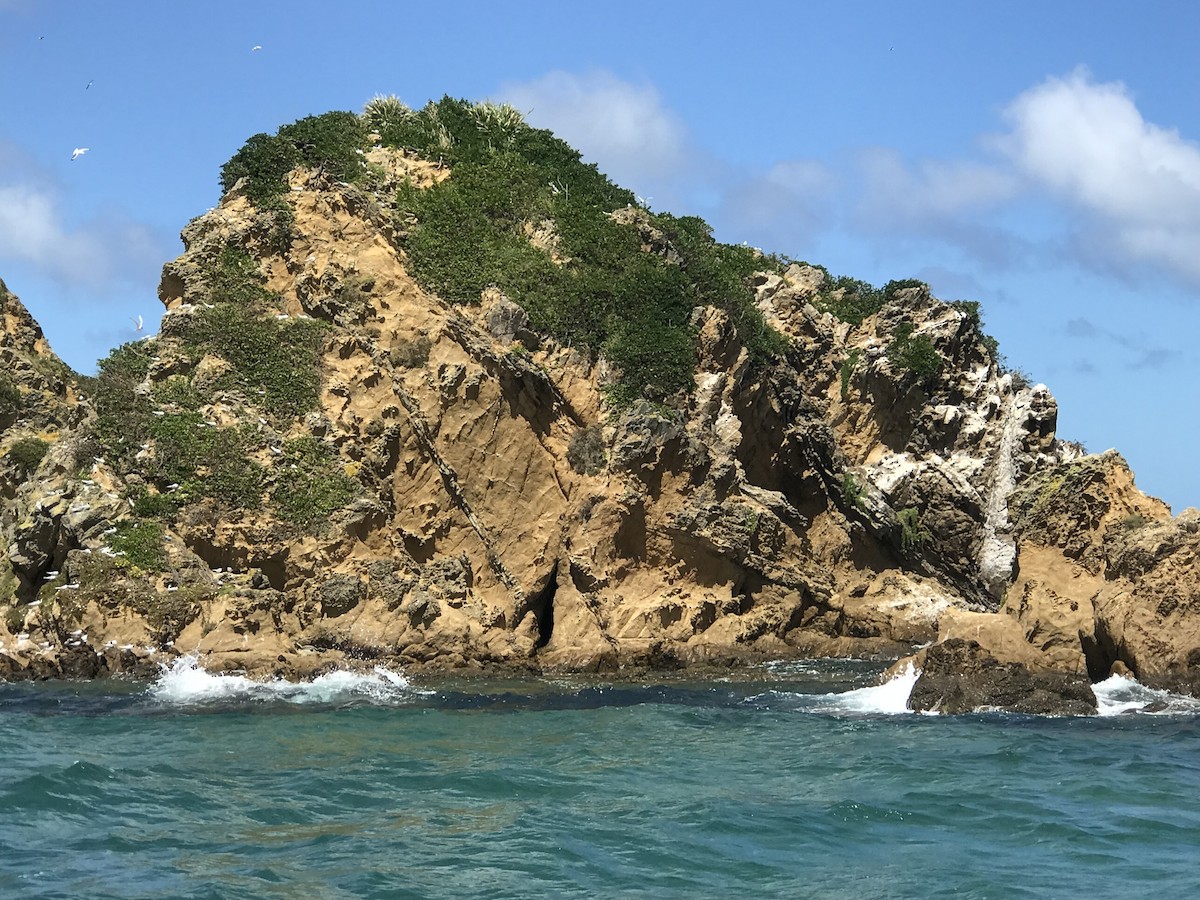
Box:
2, 1, 1198, 511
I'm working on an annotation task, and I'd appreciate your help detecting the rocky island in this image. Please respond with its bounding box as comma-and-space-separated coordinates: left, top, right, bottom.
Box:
2, 97, 1196, 714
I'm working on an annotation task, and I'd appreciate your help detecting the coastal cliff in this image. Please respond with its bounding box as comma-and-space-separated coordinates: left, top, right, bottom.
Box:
2, 98, 1195, 712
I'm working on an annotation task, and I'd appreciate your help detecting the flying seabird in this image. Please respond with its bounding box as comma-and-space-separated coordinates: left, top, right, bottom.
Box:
252, 45, 262, 52
71, 147, 89, 160
132, 314, 144, 331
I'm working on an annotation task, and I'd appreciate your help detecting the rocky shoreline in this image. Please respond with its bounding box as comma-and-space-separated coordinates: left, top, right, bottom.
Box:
3, 105, 1197, 715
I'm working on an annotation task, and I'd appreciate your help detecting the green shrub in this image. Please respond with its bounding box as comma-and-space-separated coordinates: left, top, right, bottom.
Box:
127, 486, 180, 519
897, 507, 931, 553
180, 303, 327, 418
652, 213, 788, 363
951, 299, 1003, 364
841, 472, 865, 510
1009, 367, 1034, 391
390, 334, 432, 368
887, 322, 943, 379
882, 278, 928, 301
220, 132, 300, 204
363, 94, 415, 134
0, 374, 19, 414
5, 437, 49, 478
812, 277, 927, 328
221, 110, 367, 204
147, 413, 265, 509
1120, 512, 1149, 530
108, 520, 167, 572
254, 196, 296, 254
278, 111, 367, 181
813, 276, 884, 326
205, 245, 274, 310
90, 341, 156, 463
839, 349, 862, 401
270, 435, 358, 529
154, 376, 205, 412
89, 340, 266, 512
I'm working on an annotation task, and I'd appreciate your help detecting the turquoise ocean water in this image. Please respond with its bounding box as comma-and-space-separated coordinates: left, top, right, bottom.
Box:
1, 658, 1199, 899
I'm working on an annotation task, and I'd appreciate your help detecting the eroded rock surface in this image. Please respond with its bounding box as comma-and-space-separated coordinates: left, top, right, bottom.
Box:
907, 638, 1098, 716
0, 141, 1195, 715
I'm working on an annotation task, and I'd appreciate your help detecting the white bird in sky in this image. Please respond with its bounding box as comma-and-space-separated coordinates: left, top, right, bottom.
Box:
252, 45, 262, 52
132, 314, 143, 331
71, 147, 88, 160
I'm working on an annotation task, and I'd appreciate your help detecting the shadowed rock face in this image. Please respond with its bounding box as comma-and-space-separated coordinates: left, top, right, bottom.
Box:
908, 639, 1097, 716
0, 142, 1196, 713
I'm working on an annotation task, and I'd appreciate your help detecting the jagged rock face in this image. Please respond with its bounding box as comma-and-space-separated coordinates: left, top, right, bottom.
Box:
0, 148, 1196, 707
907, 638, 1098, 715
0, 279, 83, 449
1, 280, 93, 613
891, 451, 1200, 701
756, 270, 1067, 606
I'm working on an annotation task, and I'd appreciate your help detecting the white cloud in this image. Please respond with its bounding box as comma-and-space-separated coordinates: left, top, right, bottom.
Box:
857, 148, 1019, 222
0, 184, 110, 282
716, 159, 837, 250
499, 70, 688, 192
493, 68, 1200, 292
999, 68, 1200, 283
0, 181, 163, 289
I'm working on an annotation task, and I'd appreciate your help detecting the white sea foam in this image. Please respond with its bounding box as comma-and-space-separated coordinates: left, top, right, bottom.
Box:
149, 655, 423, 706
772, 662, 921, 720
808, 662, 920, 716
1093, 674, 1200, 717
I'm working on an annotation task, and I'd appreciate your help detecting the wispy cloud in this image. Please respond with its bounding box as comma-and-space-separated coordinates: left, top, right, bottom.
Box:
716, 159, 838, 250
0, 148, 165, 292
0, 183, 163, 287
856, 148, 1020, 222
851, 146, 1033, 269
1065, 315, 1177, 370
499, 71, 688, 195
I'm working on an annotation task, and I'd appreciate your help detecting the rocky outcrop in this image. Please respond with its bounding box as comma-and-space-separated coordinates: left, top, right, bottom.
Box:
1, 116, 1196, 715
907, 638, 1098, 716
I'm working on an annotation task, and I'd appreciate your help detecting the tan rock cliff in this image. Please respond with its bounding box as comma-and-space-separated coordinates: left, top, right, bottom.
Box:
0, 127, 1195, 712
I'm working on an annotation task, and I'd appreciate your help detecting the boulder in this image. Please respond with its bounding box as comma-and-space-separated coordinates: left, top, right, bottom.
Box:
908, 638, 1097, 715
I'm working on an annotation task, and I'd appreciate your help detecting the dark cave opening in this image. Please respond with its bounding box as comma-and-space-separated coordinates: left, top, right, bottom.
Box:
529, 560, 558, 650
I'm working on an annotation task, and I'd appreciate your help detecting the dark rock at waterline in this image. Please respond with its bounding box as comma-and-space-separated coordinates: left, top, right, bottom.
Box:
908, 638, 1098, 715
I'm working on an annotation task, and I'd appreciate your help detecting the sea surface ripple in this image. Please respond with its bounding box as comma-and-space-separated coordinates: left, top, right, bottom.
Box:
1, 658, 1198, 898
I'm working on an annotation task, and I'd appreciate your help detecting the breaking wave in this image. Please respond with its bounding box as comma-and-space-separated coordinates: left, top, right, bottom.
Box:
749, 662, 921, 717
1093, 673, 1200, 717
148, 655, 424, 707
809, 661, 920, 715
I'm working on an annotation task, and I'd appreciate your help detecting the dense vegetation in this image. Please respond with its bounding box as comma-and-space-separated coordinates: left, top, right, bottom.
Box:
222, 97, 789, 404
887, 321, 943, 379
4, 436, 49, 478
87, 244, 352, 527
220, 111, 368, 203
